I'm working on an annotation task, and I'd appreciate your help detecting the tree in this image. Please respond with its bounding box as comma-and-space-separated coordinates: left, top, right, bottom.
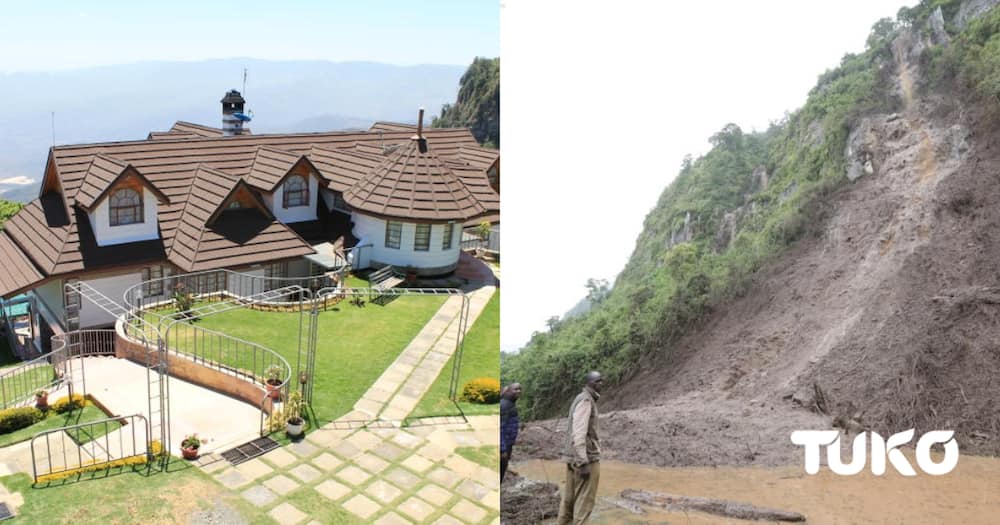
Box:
0, 199, 23, 229
545, 316, 561, 332
866, 17, 898, 51
585, 278, 610, 304
432, 57, 500, 147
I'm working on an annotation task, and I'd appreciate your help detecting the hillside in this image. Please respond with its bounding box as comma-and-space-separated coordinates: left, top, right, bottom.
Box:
504, 0, 1000, 467
432, 57, 499, 147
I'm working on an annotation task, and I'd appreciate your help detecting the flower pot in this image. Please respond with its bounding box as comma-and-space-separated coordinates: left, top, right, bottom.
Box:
286, 419, 304, 437
182, 446, 199, 460
35, 394, 48, 410
266, 381, 282, 400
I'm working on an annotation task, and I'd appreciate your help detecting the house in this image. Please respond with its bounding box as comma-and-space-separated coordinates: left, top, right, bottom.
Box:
0, 91, 499, 353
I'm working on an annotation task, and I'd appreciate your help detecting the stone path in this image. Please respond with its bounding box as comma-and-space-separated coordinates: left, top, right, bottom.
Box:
206, 260, 500, 524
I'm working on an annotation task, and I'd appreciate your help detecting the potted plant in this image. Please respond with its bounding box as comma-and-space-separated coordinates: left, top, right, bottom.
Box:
264, 364, 283, 400
35, 389, 48, 410
181, 434, 201, 460
285, 391, 306, 438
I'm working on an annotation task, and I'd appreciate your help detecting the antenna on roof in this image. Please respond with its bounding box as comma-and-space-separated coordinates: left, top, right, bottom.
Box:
51, 111, 55, 147
242, 68, 248, 99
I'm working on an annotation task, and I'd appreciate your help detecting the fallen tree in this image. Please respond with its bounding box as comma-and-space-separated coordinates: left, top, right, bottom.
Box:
620, 489, 806, 522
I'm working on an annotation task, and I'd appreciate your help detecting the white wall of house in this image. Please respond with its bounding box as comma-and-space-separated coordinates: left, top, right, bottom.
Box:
79, 271, 144, 327
34, 279, 65, 322
89, 190, 160, 247
320, 189, 350, 215
262, 174, 319, 224
351, 212, 461, 273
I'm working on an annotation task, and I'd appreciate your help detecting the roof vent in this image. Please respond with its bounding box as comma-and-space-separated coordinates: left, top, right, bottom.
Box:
413, 107, 427, 153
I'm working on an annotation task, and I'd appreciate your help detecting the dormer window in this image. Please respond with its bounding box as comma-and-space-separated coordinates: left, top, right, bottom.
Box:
283, 175, 308, 208
109, 188, 143, 226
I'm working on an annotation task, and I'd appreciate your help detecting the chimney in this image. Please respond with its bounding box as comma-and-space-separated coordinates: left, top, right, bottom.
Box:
414, 107, 427, 153
221, 89, 249, 136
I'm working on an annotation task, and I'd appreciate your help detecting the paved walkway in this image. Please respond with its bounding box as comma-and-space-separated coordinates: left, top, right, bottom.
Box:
204, 258, 500, 524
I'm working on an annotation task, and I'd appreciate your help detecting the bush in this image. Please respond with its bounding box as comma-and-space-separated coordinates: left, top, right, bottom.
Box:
51, 393, 87, 414
0, 406, 44, 434
460, 378, 501, 404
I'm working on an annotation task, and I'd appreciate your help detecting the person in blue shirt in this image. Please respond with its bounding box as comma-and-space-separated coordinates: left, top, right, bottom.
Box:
500, 382, 522, 482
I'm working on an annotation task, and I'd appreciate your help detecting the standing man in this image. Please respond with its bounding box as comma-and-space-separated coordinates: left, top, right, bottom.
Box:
500, 382, 522, 482
557, 371, 603, 525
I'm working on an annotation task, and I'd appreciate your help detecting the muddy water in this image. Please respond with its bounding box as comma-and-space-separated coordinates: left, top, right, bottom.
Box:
515, 454, 1000, 524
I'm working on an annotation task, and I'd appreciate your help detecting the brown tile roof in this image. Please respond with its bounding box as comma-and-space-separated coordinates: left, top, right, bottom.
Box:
0, 232, 44, 297
369, 121, 418, 133
74, 154, 169, 211
170, 121, 224, 137
245, 146, 326, 192
307, 146, 383, 193
0, 124, 494, 296
344, 138, 488, 222
168, 166, 313, 272
456, 145, 500, 170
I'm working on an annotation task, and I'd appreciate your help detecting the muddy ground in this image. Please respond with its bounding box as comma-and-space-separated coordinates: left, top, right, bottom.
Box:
505, 26, 1000, 524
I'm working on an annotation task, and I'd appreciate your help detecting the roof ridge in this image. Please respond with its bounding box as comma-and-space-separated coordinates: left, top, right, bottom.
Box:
431, 148, 468, 216
51, 127, 474, 151
169, 164, 213, 270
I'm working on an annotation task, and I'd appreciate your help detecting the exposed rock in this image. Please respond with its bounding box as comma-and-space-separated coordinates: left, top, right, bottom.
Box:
803, 119, 825, 146
928, 6, 951, 46
667, 211, 695, 248
955, 0, 1000, 29
714, 210, 739, 252
752, 165, 769, 192
845, 118, 878, 181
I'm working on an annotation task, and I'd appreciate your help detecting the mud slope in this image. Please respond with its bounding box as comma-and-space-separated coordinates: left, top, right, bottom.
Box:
518, 32, 1000, 467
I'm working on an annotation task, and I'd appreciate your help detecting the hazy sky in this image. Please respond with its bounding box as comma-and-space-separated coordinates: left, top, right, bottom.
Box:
0, 0, 499, 72
501, 0, 917, 353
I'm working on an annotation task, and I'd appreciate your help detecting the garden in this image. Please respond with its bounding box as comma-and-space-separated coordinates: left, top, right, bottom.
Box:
411, 291, 501, 419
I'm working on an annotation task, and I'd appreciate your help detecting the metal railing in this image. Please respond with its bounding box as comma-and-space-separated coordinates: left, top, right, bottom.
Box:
0, 344, 69, 410
161, 322, 292, 393
31, 414, 149, 482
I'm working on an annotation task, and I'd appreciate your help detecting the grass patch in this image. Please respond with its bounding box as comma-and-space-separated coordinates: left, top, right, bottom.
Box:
410, 290, 500, 419
0, 404, 117, 448
455, 445, 500, 470
159, 293, 447, 424
0, 364, 55, 404
2, 459, 272, 524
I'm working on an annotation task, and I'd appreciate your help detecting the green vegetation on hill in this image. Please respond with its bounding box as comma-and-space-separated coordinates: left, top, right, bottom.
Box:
0, 198, 23, 229
502, 1, 995, 421
432, 57, 499, 147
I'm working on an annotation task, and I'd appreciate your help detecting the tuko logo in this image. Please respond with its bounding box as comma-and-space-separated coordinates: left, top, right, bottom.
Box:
790, 429, 959, 476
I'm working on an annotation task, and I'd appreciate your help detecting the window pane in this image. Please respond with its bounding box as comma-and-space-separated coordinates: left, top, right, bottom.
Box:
284, 176, 308, 207
385, 221, 402, 249
110, 188, 143, 226
442, 223, 454, 250
415, 224, 431, 251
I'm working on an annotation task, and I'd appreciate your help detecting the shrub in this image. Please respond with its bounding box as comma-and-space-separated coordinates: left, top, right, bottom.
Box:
460, 378, 501, 404
0, 406, 44, 434
51, 393, 87, 414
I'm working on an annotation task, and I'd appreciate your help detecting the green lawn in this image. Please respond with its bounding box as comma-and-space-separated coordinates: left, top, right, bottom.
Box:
456, 445, 500, 470
0, 365, 55, 409
0, 404, 118, 448
2, 459, 274, 524
410, 290, 500, 419
161, 293, 447, 424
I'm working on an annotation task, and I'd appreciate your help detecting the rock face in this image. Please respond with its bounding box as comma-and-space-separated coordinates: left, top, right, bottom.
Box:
928, 6, 951, 46
845, 117, 878, 181
667, 211, 695, 248
955, 0, 1000, 29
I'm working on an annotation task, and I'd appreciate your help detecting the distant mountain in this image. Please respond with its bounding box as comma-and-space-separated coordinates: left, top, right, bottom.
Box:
432, 57, 499, 147
0, 58, 466, 201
